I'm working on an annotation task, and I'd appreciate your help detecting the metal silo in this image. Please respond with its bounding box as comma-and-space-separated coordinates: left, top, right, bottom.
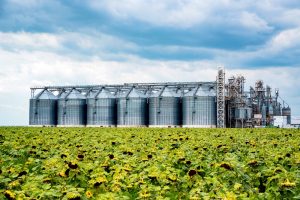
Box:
117, 87, 147, 127
261, 104, 267, 126
29, 89, 57, 126
57, 89, 86, 126
149, 87, 181, 127
268, 105, 274, 115
182, 85, 216, 127
87, 88, 116, 126
282, 106, 291, 124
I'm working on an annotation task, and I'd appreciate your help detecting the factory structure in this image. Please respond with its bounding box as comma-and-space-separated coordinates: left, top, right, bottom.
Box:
29, 68, 292, 128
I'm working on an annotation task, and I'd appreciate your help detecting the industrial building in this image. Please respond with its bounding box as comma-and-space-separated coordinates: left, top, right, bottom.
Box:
29, 68, 291, 128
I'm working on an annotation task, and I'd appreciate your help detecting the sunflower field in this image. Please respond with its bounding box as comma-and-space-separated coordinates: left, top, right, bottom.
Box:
0, 127, 299, 199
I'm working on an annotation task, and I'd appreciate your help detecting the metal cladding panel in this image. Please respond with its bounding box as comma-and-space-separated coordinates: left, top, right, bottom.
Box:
246, 108, 252, 119
117, 97, 147, 126
182, 96, 216, 126
149, 97, 181, 126
87, 98, 116, 125
268, 105, 274, 115
29, 99, 57, 125
57, 99, 87, 125
234, 108, 247, 119
282, 107, 291, 124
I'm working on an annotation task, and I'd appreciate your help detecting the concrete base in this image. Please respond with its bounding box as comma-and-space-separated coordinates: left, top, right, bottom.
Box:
86, 125, 116, 127
57, 125, 86, 127
148, 125, 181, 128
117, 125, 147, 128
29, 125, 56, 127
182, 125, 217, 128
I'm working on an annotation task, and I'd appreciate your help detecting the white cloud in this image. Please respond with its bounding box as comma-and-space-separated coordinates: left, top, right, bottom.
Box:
0, 31, 137, 51
238, 12, 273, 32
1, 45, 300, 125
87, 0, 210, 28
267, 28, 300, 51
87, 0, 276, 32
0, 32, 61, 50
275, 9, 300, 26
0, 30, 300, 125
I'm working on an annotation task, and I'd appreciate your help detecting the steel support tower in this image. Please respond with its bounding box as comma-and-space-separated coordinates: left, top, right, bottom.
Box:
217, 67, 226, 128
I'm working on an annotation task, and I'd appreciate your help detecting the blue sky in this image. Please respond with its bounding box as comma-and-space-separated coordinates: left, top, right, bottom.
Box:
0, 0, 300, 125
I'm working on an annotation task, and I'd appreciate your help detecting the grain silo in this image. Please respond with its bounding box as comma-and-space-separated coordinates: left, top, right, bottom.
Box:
117, 87, 147, 127
29, 68, 291, 128
149, 87, 181, 127
57, 89, 86, 126
87, 88, 116, 126
182, 85, 216, 127
282, 106, 291, 124
29, 89, 57, 126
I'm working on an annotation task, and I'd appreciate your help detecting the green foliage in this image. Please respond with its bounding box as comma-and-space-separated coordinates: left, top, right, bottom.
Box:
0, 127, 299, 199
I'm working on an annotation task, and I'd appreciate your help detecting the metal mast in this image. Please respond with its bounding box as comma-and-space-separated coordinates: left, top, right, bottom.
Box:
217, 67, 225, 128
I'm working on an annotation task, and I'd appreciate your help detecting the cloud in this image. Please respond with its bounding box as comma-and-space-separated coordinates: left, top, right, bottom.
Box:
238, 11, 273, 32
87, 1, 273, 31
267, 28, 300, 51
0, 1, 300, 125
0, 32, 61, 50
87, 0, 212, 28
0, 37, 300, 126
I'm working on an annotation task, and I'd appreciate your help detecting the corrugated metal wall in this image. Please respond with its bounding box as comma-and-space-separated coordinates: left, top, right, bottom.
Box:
182, 96, 216, 127
87, 89, 116, 126
29, 90, 57, 126
149, 87, 181, 126
117, 88, 147, 126
29, 99, 57, 125
57, 90, 86, 126
117, 98, 147, 126
182, 86, 216, 127
149, 97, 181, 126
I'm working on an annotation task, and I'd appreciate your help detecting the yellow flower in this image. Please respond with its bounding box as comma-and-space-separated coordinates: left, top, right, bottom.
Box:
248, 160, 258, 166
8, 167, 15, 174
4, 190, 16, 200
96, 176, 107, 183
139, 189, 151, 198
281, 179, 296, 188
89, 175, 107, 187
234, 183, 242, 191
111, 184, 121, 192
58, 171, 66, 177
8, 180, 20, 188
86, 191, 93, 198
223, 192, 237, 200
142, 156, 149, 161
45, 158, 59, 168
123, 164, 132, 171
168, 174, 177, 182
66, 192, 81, 200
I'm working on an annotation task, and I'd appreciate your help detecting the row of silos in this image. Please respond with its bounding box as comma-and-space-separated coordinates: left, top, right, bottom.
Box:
29, 86, 217, 127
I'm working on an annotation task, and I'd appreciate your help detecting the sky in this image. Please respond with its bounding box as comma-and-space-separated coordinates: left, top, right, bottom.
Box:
0, 0, 300, 125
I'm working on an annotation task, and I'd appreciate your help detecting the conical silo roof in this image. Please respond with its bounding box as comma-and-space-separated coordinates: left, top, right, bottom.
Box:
87, 89, 115, 98
34, 90, 57, 100
119, 88, 146, 98
161, 87, 178, 97
87, 90, 98, 98
97, 89, 115, 98
60, 89, 86, 99
127, 88, 146, 98
185, 85, 215, 97
151, 87, 179, 97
